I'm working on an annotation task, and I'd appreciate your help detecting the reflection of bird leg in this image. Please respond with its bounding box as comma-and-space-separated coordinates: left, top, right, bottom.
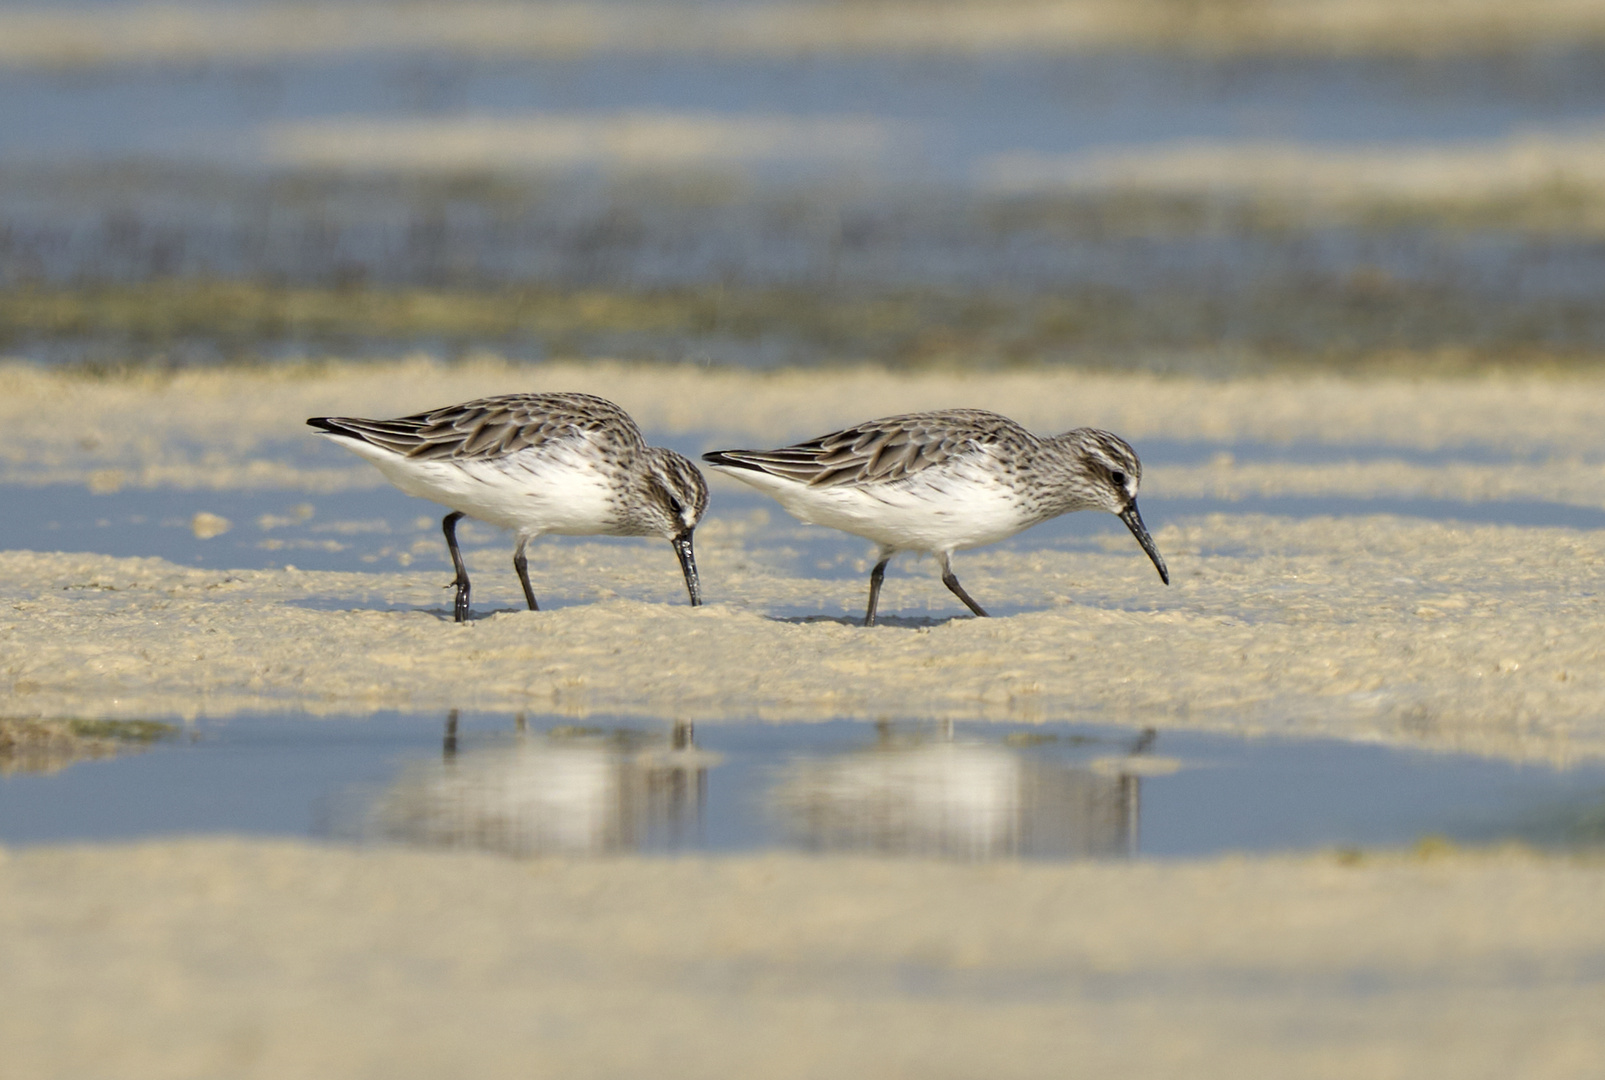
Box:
514, 712, 528, 736
1119, 774, 1141, 858
669, 765, 686, 837
1113, 730, 1155, 857
661, 722, 704, 846
444, 709, 460, 760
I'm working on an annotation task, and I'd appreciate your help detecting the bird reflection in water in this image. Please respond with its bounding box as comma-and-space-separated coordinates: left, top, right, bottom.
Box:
771, 722, 1154, 860
352, 715, 1158, 860
360, 711, 717, 856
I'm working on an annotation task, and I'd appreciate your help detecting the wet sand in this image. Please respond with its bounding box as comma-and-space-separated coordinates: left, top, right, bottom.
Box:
7, 3, 1604, 1068
983, 128, 1605, 212
2, 360, 1603, 761
4, 358, 1605, 491
3, 506, 1601, 763
0, 359, 1598, 1071
2, 359, 1602, 1074
1, 839, 1602, 1079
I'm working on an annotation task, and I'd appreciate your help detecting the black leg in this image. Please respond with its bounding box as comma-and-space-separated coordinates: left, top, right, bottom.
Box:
513, 538, 539, 611
442, 511, 472, 623
863, 554, 892, 627
940, 556, 989, 619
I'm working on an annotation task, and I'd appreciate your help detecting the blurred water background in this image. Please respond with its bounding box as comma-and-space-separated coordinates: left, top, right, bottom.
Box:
7, 0, 1605, 371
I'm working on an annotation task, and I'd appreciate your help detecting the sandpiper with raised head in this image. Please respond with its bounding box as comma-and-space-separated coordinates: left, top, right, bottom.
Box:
704, 409, 1167, 626
310, 392, 707, 621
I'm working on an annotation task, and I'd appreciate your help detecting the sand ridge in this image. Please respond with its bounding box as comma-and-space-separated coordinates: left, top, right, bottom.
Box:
1, 361, 1602, 761
3, 359, 1605, 497
1, 510, 1601, 763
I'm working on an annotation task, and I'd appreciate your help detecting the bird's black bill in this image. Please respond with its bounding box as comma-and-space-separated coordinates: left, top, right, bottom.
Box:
673, 533, 703, 606
1119, 502, 1170, 585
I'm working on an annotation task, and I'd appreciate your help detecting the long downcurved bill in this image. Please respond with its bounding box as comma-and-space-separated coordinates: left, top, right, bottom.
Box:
673, 533, 703, 606
1119, 502, 1169, 585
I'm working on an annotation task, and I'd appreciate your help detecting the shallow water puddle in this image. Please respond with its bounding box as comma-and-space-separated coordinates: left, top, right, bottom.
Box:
1, 714, 1601, 859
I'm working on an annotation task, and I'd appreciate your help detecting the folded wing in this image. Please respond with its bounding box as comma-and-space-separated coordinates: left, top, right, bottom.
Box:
309, 392, 641, 461
705, 410, 1022, 488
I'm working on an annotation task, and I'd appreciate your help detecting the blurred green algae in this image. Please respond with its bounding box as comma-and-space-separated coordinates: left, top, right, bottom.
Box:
0, 717, 177, 776
8, 278, 1605, 375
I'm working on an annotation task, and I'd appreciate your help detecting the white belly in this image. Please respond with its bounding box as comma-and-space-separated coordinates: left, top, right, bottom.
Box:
330, 436, 620, 538
717, 462, 1032, 554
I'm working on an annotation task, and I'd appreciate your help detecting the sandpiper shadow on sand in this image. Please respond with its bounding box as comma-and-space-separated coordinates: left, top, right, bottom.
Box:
288, 599, 531, 621
772, 613, 971, 629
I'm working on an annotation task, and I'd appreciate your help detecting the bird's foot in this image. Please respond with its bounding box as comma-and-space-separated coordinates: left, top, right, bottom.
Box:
446, 579, 472, 623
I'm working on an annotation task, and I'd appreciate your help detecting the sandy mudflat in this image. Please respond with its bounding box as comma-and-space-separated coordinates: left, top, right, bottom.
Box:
981, 128, 1605, 211
1, 511, 1602, 762
2, 361, 1604, 1074
4, 358, 1605, 496
1, 360, 1604, 760
0, 839, 1601, 1079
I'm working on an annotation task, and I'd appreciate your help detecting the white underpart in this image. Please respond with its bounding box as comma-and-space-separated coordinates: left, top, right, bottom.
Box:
713, 451, 1031, 556
321, 432, 620, 538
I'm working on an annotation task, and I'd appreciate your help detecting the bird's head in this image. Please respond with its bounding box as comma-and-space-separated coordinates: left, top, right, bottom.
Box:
1067, 429, 1168, 585
641, 448, 709, 606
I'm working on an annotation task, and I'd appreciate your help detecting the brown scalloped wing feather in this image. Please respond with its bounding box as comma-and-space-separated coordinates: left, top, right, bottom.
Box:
718, 410, 1026, 488
324, 393, 642, 461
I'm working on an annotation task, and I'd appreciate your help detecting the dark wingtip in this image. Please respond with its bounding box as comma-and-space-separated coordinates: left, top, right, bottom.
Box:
306, 416, 340, 433
701, 450, 757, 471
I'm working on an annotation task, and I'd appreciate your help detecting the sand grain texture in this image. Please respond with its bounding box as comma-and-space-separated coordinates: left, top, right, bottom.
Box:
2, 365, 1604, 1075
1, 509, 1602, 762
0, 840, 1602, 1079
2, 362, 1603, 760
5, 360, 1605, 504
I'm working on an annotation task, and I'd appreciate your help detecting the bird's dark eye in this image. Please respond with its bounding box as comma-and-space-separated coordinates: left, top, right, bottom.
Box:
1111, 470, 1127, 488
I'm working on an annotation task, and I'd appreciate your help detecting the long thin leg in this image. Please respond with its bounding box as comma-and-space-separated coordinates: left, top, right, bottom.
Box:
512, 535, 540, 611
442, 511, 472, 623
939, 554, 989, 619
863, 551, 893, 627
